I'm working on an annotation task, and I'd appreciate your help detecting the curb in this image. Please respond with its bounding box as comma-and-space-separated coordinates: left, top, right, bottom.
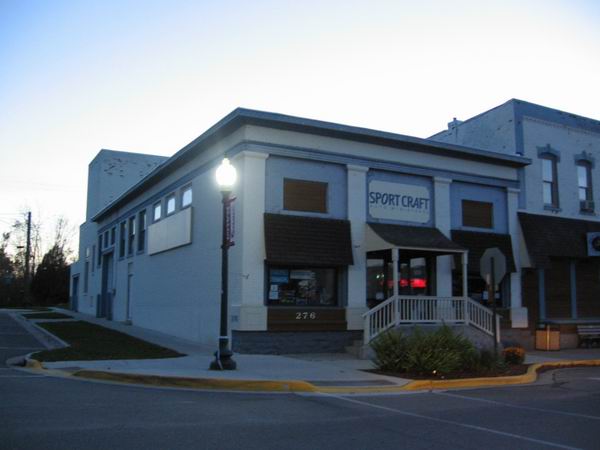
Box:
37, 358, 600, 394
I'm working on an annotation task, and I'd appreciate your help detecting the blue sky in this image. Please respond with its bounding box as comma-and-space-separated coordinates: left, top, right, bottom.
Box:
1, 0, 599, 252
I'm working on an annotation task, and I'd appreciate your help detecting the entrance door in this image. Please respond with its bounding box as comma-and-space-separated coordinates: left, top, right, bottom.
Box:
100, 252, 114, 319
366, 249, 435, 308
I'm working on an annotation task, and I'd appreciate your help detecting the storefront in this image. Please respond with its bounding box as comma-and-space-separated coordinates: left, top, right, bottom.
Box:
519, 212, 600, 347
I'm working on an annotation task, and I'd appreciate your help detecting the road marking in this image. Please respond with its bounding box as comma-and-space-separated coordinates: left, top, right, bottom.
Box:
324, 393, 583, 450
436, 391, 600, 421
587, 378, 600, 382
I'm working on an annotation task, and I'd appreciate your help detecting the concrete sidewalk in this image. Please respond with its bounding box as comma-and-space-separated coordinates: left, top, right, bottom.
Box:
31, 308, 407, 388
11, 307, 600, 392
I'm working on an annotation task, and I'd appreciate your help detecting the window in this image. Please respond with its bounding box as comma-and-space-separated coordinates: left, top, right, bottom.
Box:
181, 185, 192, 208
578, 162, 594, 211
110, 227, 116, 246
119, 221, 126, 258
153, 202, 162, 222
138, 210, 146, 252
104, 230, 109, 248
267, 267, 337, 306
83, 261, 89, 293
83, 247, 90, 293
166, 194, 176, 215
541, 156, 559, 207
462, 200, 493, 229
92, 245, 96, 272
283, 178, 328, 213
128, 216, 136, 255
97, 236, 102, 266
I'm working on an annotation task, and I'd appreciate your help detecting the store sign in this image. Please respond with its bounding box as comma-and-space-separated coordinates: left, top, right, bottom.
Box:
368, 180, 430, 223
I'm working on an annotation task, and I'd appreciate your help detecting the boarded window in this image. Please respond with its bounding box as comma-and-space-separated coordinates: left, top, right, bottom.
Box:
283, 179, 327, 213
462, 200, 493, 229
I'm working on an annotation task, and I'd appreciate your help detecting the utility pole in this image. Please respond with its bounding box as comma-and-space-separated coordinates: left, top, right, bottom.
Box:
24, 211, 31, 304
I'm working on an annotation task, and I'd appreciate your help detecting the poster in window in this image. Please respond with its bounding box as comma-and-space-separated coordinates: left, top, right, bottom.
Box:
290, 270, 315, 280
270, 269, 289, 284
268, 284, 279, 300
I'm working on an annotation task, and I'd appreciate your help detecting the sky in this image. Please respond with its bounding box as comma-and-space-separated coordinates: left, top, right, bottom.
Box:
1, 0, 599, 256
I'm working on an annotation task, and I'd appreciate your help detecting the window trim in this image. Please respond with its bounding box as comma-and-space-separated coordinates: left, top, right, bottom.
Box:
540, 154, 559, 208
181, 185, 193, 209
166, 193, 176, 216
127, 216, 136, 256
577, 161, 594, 211
137, 209, 147, 252
153, 201, 162, 222
119, 221, 126, 258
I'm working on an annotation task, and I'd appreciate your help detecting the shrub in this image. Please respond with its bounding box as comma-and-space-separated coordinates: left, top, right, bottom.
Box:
503, 346, 526, 365
371, 325, 480, 376
371, 330, 406, 372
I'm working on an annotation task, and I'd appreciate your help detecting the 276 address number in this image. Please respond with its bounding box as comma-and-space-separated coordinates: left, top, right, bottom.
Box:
295, 312, 317, 320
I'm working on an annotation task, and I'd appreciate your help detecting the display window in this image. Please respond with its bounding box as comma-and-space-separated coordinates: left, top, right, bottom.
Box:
267, 266, 337, 306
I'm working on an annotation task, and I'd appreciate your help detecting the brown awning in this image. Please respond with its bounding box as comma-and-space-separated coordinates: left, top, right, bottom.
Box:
264, 213, 353, 266
519, 212, 600, 268
366, 222, 465, 255
451, 230, 516, 273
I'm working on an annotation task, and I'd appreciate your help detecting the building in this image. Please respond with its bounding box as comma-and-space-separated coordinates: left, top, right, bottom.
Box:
70, 109, 530, 354
431, 99, 600, 348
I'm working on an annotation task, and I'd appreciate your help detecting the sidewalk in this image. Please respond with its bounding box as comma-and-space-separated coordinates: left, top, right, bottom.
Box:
13, 307, 600, 393
40, 308, 407, 388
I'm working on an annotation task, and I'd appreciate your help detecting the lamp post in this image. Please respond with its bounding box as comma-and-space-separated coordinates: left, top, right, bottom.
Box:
210, 158, 237, 370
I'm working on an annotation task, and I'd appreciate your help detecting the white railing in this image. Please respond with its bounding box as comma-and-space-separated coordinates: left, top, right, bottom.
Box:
363, 296, 499, 344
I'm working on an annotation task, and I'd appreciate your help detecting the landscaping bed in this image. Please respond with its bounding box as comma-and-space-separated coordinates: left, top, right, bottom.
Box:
370, 325, 527, 380
32, 321, 185, 362
369, 363, 529, 380
23, 312, 72, 320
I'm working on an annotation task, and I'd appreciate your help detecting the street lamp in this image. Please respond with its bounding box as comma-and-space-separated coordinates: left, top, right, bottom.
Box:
210, 158, 237, 370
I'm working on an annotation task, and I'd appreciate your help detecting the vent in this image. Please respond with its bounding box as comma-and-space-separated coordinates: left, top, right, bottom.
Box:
588, 232, 600, 257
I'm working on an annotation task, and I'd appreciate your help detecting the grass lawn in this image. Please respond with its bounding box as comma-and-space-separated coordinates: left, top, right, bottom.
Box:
23, 312, 72, 320
32, 321, 185, 362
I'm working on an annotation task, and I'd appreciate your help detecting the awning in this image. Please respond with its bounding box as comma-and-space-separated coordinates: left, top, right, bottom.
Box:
519, 212, 600, 268
264, 213, 353, 266
451, 230, 516, 273
366, 222, 465, 255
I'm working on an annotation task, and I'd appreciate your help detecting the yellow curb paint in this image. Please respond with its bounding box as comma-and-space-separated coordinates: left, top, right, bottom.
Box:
26, 359, 600, 394
25, 359, 42, 370
72, 370, 318, 393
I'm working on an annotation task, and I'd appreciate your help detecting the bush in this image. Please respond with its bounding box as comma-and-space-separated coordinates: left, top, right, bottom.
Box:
371, 330, 406, 372
372, 325, 483, 376
503, 346, 526, 365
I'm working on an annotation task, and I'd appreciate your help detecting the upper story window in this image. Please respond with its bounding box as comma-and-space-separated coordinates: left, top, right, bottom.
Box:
110, 227, 116, 246
128, 216, 136, 255
153, 202, 162, 222
462, 200, 493, 229
166, 193, 176, 216
283, 178, 328, 213
181, 185, 192, 208
541, 155, 559, 208
119, 221, 126, 258
138, 210, 146, 252
578, 162, 594, 211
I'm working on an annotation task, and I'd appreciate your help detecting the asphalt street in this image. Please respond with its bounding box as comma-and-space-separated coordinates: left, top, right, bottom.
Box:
1, 311, 600, 450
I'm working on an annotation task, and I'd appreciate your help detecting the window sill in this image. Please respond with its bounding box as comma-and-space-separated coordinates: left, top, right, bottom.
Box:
580, 210, 596, 216
543, 205, 561, 213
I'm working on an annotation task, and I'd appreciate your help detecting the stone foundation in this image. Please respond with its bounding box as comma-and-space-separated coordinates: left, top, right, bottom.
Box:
232, 330, 363, 354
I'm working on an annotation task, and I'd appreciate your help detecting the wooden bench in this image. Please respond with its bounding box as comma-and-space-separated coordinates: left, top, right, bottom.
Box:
577, 325, 600, 348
